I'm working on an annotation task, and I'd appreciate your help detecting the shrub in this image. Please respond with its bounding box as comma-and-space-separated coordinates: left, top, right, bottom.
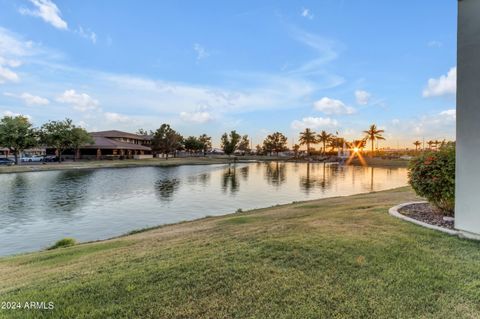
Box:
408, 143, 455, 216
48, 238, 76, 250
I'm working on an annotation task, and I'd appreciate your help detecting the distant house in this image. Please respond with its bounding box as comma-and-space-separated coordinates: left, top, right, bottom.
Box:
48, 130, 153, 160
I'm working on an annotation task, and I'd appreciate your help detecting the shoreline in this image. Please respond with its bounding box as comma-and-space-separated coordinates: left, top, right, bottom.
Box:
0, 156, 409, 174
1, 186, 408, 259
3, 187, 479, 318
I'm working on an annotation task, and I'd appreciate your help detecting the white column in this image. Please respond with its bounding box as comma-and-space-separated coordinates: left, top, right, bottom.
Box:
455, 0, 480, 238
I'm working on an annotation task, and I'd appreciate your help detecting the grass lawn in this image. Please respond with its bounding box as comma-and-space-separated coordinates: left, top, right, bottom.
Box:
1, 187, 479, 318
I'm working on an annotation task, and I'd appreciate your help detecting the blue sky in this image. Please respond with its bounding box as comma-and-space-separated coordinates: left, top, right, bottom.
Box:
0, 0, 456, 148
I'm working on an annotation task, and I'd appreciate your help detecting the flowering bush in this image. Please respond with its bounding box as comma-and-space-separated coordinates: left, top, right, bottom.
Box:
408, 143, 455, 216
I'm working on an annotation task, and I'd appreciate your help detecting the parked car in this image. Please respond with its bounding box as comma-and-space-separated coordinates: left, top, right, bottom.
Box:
0, 158, 15, 166
21, 155, 44, 162
43, 155, 59, 162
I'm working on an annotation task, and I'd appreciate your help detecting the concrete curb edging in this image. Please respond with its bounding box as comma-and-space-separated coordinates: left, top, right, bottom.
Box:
388, 201, 460, 236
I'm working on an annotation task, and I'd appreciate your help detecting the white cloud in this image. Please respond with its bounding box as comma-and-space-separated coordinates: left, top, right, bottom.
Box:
104, 112, 130, 123
411, 109, 456, 136
301, 8, 314, 19
355, 90, 371, 105
56, 89, 99, 112
291, 116, 338, 130
288, 29, 339, 76
3, 92, 49, 105
423, 67, 456, 97
2, 110, 32, 120
76, 26, 97, 44
440, 109, 456, 120
180, 111, 213, 123
313, 97, 355, 115
19, 0, 68, 30
193, 43, 209, 60
0, 66, 19, 84
428, 40, 443, 48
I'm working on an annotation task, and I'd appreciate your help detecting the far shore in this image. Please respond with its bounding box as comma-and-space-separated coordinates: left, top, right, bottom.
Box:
0, 155, 409, 174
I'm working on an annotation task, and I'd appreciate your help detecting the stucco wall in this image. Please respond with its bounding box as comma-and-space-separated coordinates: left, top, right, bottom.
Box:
455, 0, 480, 235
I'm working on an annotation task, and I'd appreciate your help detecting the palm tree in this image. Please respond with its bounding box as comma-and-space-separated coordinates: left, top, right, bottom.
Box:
413, 140, 422, 152
293, 144, 300, 158
317, 130, 332, 155
363, 124, 385, 157
299, 128, 318, 156
427, 140, 435, 150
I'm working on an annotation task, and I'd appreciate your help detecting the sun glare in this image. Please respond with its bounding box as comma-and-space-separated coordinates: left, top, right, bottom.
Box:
353, 147, 359, 153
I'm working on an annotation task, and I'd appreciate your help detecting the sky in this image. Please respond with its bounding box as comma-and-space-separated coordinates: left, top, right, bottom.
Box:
0, 0, 457, 148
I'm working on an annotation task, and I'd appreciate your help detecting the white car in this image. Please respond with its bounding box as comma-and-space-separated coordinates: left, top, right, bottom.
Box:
21, 155, 44, 162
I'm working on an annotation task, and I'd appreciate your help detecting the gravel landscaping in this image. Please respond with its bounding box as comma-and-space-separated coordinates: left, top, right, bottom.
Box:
398, 202, 454, 230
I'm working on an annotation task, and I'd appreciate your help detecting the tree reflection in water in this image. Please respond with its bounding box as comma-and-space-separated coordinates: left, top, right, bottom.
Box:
3, 175, 30, 226
299, 162, 333, 194
155, 178, 180, 201
264, 161, 286, 187
48, 170, 95, 214
239, 165, 250, 180
222, 165, 239, 194
187, 173, 210, 186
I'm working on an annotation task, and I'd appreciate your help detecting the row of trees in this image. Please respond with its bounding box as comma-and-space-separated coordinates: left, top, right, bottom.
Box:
412, 139, 450, 151
296, 124, 386, 156
0, 116, 92, 164
148, 124, 214, 159
0, 114, 389, 164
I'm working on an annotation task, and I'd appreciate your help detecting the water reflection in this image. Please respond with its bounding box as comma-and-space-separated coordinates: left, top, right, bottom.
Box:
187, 173, 210, 186
0, 162, 408, 256
239, 165, 250, 180
48, 170, 95, 214
300, 163, 331, 193
264, 161, 286, 187
222, 165, 239, 194
155, 179, 180, 201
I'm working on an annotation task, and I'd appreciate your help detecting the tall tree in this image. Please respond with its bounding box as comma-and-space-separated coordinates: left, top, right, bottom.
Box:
328, 137, 346, 152
299, 128, 318, 156
152, 124, 183, 159
363, 124, 385, 157
136, 128, 152, 136
413, 140, 422, 151
427, 140, 435, 150
70, 127, 93, 161
221, 130, 241, 156
184, 136, 202, 154
255, 144, 264, 155
348, 139, 367, 151
317, 130, 332, 155
237, 135, 251, 155
293, 144, 300, 158
263, 132, 288, 156
198, 134, 212, 155
40, 118, 76, 162
0, 115, 37, 164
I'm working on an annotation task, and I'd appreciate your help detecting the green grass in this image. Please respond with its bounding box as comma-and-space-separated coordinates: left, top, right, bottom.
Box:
47, 238, 77, 250
1, 187, 479, 318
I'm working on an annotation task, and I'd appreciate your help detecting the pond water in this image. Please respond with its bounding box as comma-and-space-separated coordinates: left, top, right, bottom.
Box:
0, 162, 408, 256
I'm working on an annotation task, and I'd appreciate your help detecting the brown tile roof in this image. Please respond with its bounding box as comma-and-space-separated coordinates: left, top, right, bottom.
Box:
82, 136, 151, 151
90, 130, 152, 140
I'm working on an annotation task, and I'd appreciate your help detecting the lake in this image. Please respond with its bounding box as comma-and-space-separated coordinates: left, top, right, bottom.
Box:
0, 162, 408, 256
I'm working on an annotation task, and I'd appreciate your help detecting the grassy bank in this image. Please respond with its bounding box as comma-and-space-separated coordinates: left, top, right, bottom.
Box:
1, 187, 479, 318
0, 157, 240, 174
347, 157, 409, 168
